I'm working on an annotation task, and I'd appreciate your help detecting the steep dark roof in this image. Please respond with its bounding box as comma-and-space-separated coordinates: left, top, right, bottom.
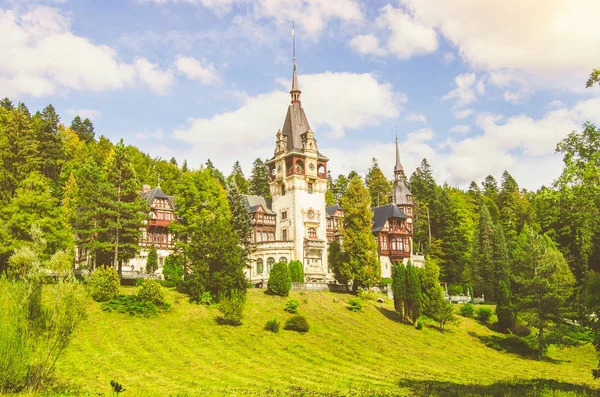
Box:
243, 195, 276, 215
371, 203, 407, 232
390, 178, 413, 206
141, 186, 175, 209
326, 204, 342, 218
281, 103, 311, 152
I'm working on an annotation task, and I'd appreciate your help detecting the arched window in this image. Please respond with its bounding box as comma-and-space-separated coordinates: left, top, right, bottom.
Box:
317, 164, 325, 174
257, 258, 264, 274
295, 159, 304, 174
308, 227, 317, 239
279, 256, 288, 264
267, 257, 275, 272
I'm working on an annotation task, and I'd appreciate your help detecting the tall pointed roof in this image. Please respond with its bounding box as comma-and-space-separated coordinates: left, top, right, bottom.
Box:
290, 22, 301, 104
394, 136, 404, 176
390, 137, 412, 206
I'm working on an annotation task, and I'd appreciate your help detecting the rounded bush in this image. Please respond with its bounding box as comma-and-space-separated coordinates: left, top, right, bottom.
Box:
476, 307, 493, 323
288, 260, 305, 283
137, 279, 166, 305
284, 315, 309, 333
88, 266, 120, 302
348, 297, 363, 312
285, 299, 299, 313
459, 303, 475, 317
267, 262, 291, 296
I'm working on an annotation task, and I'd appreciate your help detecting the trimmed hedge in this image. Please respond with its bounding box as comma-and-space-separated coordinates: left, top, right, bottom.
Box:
284, 315, 309, 333
267, 262, 291, 296
89, 266, 120, 302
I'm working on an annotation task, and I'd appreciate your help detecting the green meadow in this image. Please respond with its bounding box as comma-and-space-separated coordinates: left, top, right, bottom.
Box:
36, 287, 600, 396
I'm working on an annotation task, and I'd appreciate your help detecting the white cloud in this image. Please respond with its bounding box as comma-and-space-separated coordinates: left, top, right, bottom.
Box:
449, 125, 470, 135
442, 52, 455, 65
66, 108, 101, 121
548, 100, 564, 109
443, 73, 480, 108
175, 55, 222, 85
134, 58, 174, 95
405, 112, 427, 123
454, 109, 474, 119
0, 6, 180, 97
400, 0, 600, 89
349, 34, 386, 56
171, 71, 403, 172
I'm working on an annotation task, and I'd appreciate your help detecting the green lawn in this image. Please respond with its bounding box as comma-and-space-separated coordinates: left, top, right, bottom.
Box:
48, 287, 600, 396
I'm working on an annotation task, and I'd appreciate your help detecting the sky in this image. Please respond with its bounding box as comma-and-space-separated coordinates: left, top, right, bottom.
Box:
1, 0, 599, 190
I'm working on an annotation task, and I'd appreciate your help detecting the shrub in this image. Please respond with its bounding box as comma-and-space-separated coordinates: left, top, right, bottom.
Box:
357, 289, 379, 301
285, 299, 300, 313
476, 307, 493, 323
102, 295, 170, 317
348, 297, 363, 312
415, 320, 423, 330
288, 260, 305, 283
379, 277, 392, 286
137, 279, 166, 305
264, 319, 281, 333
88, 266, 120, 302
511, 322, 532, 337
163, 254, 184, 284
146, 246, 158, 274
459, 303, 475, 317
217, 290, 245, 326
284, 315, 309, 333
267, 262, 291, 296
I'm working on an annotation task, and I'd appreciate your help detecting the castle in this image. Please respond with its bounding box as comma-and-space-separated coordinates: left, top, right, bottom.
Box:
123, 50, 424, 280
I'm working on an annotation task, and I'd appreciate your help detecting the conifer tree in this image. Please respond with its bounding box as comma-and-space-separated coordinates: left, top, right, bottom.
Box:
288, 260, 305, 282
482, 175, 499, 205
392, 262, 407, 322
409, 159, 437, 253
332, 174, 349, 202
328, 239, 350, 290
340, 176, 380, 291
227, 179, 253, 264
419, 258, 446, 319
205, 158, 226, 186
495, 279, 514, 332
249, 158, 270, 197
227, 161, 250, 194
468, 204, 495, 299
70, 115, 95, 143
146, 245, 158, 274
103, 139, 148, 274
365, 157, 392, 206
181, 159, 189, 173
405, 262, 422, 323
34, 104, 64, 184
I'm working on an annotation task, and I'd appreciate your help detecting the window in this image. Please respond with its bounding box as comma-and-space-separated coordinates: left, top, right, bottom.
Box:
308, 227, 317, 239
381, 236, 387, 250
308, 183, 313, 194
391, 237, 398, 250
267, 257, 275, 273
281, 183, 286, 195
162, 234, 167, 244
268, 232, 275, 241
257, 258, 264, 274
282, 229, 288, 241
158, 212, 164, 220
159, 257, 164, 267
262, 232, 267, 241
281, 211, 287, 220
279, 256, 288, 264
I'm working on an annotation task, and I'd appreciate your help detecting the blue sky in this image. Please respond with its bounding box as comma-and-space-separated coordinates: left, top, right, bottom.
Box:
1, 0, 599, 190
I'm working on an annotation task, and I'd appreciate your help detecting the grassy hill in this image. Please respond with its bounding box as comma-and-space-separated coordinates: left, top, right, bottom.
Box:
48, 287, 600, 396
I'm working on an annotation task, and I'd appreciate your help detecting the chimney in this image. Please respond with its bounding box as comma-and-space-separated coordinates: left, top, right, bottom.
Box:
142, 184, 151, 193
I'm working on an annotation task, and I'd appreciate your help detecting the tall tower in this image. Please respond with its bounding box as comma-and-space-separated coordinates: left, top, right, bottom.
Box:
389, 136, 414, 253
265, 27, 329, 280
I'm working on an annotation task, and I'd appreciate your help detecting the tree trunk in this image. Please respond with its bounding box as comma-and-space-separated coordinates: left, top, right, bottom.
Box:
427, 206, 432, 249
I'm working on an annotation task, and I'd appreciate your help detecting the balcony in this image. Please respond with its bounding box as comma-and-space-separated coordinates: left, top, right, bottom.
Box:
286, 168, 305, 177
148, 219, 171, 227
317, 172, 326, 179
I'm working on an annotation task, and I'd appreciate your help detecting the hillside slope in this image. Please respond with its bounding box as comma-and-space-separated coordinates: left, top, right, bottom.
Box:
54, 287, 599, 396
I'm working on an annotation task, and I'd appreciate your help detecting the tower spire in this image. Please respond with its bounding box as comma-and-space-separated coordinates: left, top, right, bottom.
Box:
394, 131, 404, 180
290, 21, 301, 104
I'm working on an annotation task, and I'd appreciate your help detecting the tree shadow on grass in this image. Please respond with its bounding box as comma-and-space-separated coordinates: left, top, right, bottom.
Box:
376, 306, 404, 323
467, 331, 566, 363
397, 379, 600, 397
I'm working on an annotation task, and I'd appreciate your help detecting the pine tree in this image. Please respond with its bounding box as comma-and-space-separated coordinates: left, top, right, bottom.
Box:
181, 159, 189, 173
468, 204, 495, 300
227, 179, 253, 264
495, 279, 515, 332
288, 260, 305, 282
249, 158, 270, 197
103, 139, 148, 275
340, 176, 380, 291
392, 262, 407, 322
409, 159, 437, 253
365, 158, 392, 207
205, 159, 226, 186
498, 170, 520, 243
332, 174, 349, 202
405, 261, 422, 323
227, 161, 250, 194
419, 257, 446, 319
70, 115, 95, 143
34, 104, 64, 185
482, 175, 499, 205
146, 245, 158, 274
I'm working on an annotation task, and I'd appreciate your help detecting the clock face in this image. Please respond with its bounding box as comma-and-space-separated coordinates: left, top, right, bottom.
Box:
309, 163, 315, 171
277, 164, 282, 172
307, 209, 315, 219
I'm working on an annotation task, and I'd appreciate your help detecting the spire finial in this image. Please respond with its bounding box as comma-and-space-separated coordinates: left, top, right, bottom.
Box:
290, 22, 301, 104
394, 128, 404, 179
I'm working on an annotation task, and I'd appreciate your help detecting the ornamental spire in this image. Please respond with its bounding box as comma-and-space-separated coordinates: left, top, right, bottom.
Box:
290, 21, 301, 104
394, 134, 405, 179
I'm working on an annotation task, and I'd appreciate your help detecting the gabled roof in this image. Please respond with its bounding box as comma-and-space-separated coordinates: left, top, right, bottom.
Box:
243, 195, 276, 215
371, 203, 407, 232
326, 204, 342, 218
141, 186, 175, 209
